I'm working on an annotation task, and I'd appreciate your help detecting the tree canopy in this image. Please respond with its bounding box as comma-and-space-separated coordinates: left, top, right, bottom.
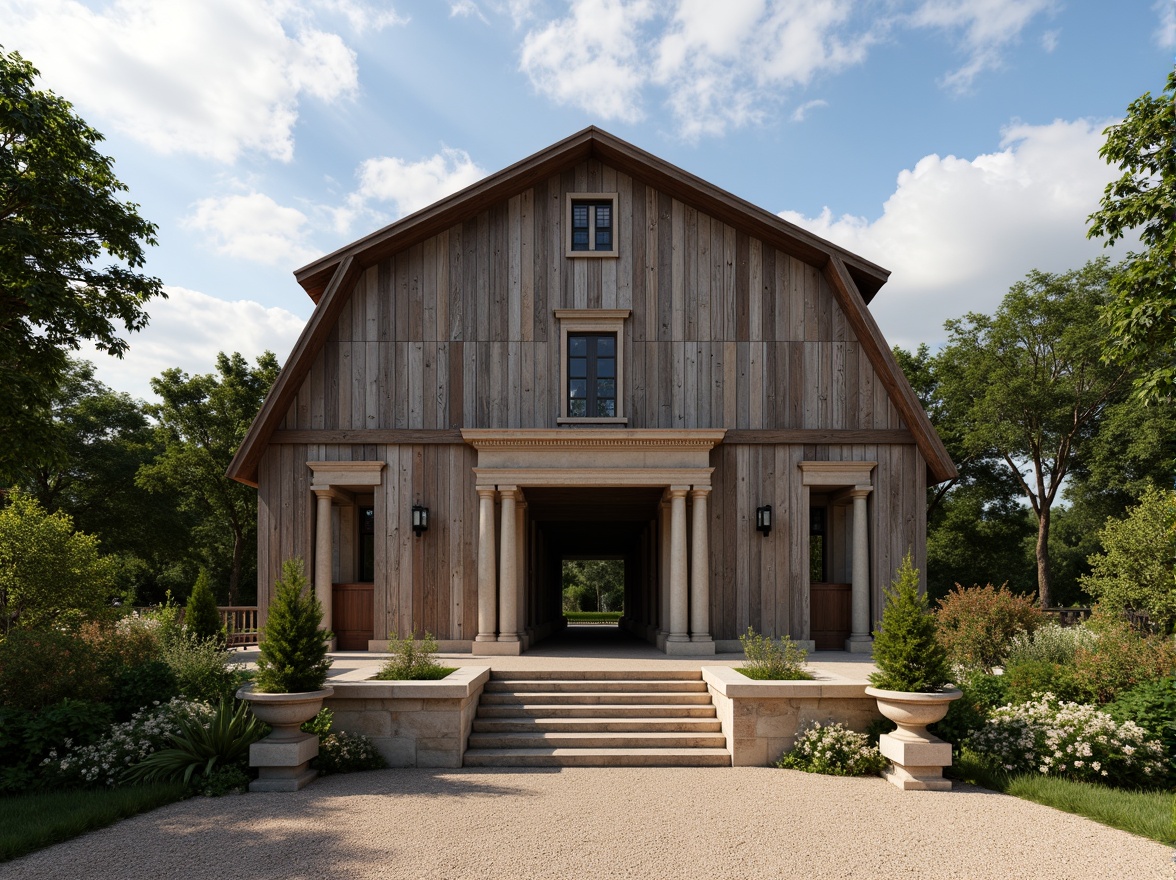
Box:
0, 48, 163, 484
1088, 68, 1176, 401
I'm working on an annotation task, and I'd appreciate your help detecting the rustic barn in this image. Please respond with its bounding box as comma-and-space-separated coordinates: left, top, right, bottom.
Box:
227, 127, 955, 655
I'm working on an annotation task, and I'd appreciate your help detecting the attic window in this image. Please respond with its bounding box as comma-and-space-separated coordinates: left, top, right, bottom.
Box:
566, 193, 618, 257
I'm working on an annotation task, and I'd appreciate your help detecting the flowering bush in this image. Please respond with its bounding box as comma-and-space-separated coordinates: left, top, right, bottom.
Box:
776, 722, 887, 777
966, 693, 1166, 788
45, 698, 214, 788
317, 731, 388, 775
1005, 623, 1098, 667
934, 583, 1043, 671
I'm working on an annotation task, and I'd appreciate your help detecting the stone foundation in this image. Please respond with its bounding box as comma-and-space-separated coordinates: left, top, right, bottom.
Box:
702, 666, 882, 766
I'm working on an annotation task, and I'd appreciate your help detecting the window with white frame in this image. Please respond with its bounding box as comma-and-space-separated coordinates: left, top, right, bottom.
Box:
566, 193, 618, 257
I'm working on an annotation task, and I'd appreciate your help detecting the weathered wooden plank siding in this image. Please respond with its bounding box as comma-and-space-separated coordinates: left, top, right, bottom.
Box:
280, 160, 900, 435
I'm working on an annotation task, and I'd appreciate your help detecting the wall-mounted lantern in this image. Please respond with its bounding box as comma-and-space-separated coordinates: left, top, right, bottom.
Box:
411, 505, 429, 537
755, 505, 772, 537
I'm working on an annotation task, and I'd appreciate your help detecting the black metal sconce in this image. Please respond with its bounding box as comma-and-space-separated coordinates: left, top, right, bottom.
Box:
755, 505, 772, 537
411, 504, 429, 537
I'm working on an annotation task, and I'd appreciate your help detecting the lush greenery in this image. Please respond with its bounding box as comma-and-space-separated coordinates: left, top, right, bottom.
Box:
1087, 68, 1176, 402
301, 708, 388, 775
0, 783, 186, 863
126, 698, 265, 789
869, 553, 951, 692
562, 559, 624, 613
934, 583, 1044, 671
253, 559, 332, 693
776, 722, 887, 776
564, 611, 623, 623
737, 626, 812, 680
0, 49, 163, 487
374, 632, 455, 680
184, 570, 223, 645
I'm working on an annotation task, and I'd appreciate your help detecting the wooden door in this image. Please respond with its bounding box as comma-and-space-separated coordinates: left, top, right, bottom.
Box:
332, 582, 374, 651
809, 582, 851, 652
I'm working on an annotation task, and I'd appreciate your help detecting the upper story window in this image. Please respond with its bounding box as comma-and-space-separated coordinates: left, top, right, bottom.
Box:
566, 193, 619, 258
555, 309, 630, 424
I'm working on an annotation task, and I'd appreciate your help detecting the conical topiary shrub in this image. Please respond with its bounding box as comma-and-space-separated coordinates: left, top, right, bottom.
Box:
869, 551, 951, 693
185, 569, 224, 645
254, 558, 333, 693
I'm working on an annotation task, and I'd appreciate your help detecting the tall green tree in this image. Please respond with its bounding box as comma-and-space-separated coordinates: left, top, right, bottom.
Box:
0, 49, 163, 484
936, 260, 1131, 608
137, 352, 279, 605
1087, 68, 1176, 401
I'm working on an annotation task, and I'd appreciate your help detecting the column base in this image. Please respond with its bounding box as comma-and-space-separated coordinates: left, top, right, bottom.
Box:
498, 634, 520, 642
879, 732, 953, 791
665, 638, 715, 656
472, 640, 522, 656
474, 633, 498, 642
655, 631, 668, 650
248, 732, 320, 792
845, 634, 874, 654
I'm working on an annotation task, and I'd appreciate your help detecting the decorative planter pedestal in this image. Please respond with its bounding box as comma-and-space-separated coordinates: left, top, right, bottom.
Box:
237, 686, 334, 792
865, 686, 962, 791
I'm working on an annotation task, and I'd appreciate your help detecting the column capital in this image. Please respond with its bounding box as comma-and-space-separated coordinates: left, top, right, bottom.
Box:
312, 486, 348, 503
498, 485, 519, 499
849, 487, 872, 499
667, 485, 691, 498
476, 485, 498, 499
689, 485, 711, 499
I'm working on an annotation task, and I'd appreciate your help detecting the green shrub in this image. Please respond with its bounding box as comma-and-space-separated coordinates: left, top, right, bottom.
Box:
108, 661, 180, 722
930, 668, 1009, 752
0, 700, 114, 794
254, 559, 332, 693
126, 698, 265, 789
1003, 659, 1084, 704
869, 552, 951, 692
934, 583, 1044, 671
184, 570, 223, 646
375, 632, 455, 681
1107, 677, 1176, 772
1080, 487, 1176, 632
0, 629, 108, 711
777, 722, 887, 776
736, 627, 812, 680
0, 492, 117, 637
300, 707, 387, 774
1004, 622, 1098, 666
1069, 610, 1176, 703
967, 694, 1166, 788
159, 630, 246, 704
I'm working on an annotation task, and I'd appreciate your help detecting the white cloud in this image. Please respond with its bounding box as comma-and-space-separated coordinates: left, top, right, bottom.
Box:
353, 148, 487, 218
1155, 0, 1176, 47
310, 0, 408, 32
909, 0, 1058, 93
791, 99, 830, 123
779, 118, 1125, 351
183, 192, 320, 268
450, 0, 489, 23
1041, 28, 1059, 52
1, 0, 369, 162
78, 287, 307, 402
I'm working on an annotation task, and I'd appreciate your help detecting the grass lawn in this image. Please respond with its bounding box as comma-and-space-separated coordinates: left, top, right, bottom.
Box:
951, 750, 1176, 846
0, 783, 187, 863
564, 611, 622, 623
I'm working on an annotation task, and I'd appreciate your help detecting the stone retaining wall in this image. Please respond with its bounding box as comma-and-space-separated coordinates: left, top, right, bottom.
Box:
702, 666, 882, 766
323, 666, 490, 768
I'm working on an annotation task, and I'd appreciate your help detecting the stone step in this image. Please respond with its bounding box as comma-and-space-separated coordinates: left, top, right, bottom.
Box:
468, 731, 729, 749
472, 716, 724, 734
484, 679, 709, 694
475, 703, 718, 719
489, 669, 704, 682
479, 691, 714, 706
462, 747, 732, 768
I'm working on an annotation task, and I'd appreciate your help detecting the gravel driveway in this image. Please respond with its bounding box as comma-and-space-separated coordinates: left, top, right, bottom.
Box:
5, 767, 1173, 880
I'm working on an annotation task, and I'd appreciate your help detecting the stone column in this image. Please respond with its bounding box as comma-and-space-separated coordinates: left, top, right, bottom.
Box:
515, 498, 527, 648
475, 486, 498, 642
312, 489, 334, 635
847, 488, 873, 653
657, 498, 671, 649
666, 487, 690, 645
498, 487, 519, 643
689, 487, 712, 643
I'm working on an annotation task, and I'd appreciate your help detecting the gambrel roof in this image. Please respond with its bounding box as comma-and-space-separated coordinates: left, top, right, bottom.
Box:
228, 126, 955, 487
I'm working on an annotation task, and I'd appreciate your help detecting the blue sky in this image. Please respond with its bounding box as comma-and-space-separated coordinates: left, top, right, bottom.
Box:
4, 0, 1174, 399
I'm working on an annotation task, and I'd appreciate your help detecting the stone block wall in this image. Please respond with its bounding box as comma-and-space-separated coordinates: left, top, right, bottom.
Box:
702, 666, 882, 766
323, 666, 490, 768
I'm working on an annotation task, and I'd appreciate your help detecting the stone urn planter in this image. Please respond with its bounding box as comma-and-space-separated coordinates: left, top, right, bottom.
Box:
865, 686, 962, 791
238, 686, 334, 792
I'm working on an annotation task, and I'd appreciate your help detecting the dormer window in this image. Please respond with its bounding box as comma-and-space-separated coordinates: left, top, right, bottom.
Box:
566, 193, 618, 257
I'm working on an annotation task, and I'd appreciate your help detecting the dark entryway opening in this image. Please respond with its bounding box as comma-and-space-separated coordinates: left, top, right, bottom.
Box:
523, 487, 663, 650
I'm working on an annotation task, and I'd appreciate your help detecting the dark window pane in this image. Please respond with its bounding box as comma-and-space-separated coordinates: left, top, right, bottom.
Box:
569, 336, 587, 356
597, 358, 615, 378
595, 204, 611, 227
596, 336, 615, 356
571, 229, 589, 250
570, 399, 587, 417
569, 357, 587, 378
569, 379, 586, 399
597, 399, 616, 417
595, 228, 612, 251
572, 204, 589, 227
597, 378, 615, 399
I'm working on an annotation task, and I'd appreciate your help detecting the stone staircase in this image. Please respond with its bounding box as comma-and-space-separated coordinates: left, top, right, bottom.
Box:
462, 670, 731, 767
